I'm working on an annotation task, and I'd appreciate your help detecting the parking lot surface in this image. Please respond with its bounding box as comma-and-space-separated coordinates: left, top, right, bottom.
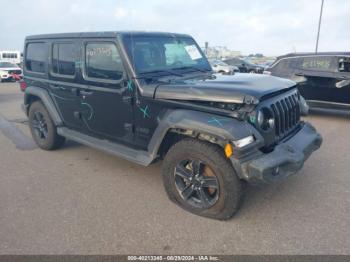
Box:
0, 82, 349, 255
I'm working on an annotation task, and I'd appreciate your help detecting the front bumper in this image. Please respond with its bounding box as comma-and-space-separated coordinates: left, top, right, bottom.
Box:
235, 122, 322, 184
1, 75, 12, 81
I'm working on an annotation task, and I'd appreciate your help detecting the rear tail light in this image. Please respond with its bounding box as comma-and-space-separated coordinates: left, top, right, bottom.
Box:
19, 80, 27, 92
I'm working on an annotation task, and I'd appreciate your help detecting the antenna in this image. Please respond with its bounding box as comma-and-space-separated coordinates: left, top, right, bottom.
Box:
315, 0, 325, 53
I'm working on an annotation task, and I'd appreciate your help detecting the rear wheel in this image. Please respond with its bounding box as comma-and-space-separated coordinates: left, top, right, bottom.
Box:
162, 138, 244, 220
28, 101, 65, 150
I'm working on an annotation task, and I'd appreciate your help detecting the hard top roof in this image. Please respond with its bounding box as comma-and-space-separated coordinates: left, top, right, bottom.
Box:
277, 52, 350, 60
25, 31, 192, 40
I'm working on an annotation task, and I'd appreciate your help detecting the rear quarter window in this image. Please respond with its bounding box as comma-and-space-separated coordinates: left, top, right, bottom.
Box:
25, 42, 47, 73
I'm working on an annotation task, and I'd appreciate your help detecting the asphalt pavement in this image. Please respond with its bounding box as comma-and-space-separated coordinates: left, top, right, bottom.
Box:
0, 82, 349, 255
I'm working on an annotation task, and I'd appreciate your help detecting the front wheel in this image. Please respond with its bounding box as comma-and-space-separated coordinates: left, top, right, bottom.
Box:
162, 139, 244, 220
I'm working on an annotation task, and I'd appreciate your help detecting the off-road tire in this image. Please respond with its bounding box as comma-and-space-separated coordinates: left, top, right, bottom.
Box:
28, 101, 65, 150
162, 138, 244, 220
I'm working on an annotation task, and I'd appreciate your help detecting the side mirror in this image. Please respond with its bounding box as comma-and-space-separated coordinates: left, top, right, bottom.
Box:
213, 64, 218, 67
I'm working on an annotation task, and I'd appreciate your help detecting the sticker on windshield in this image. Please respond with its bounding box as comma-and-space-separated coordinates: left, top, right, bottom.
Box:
184, 45, 202, 60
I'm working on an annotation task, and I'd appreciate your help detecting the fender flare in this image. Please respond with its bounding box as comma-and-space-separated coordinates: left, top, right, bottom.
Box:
147, 109, 263, 159
23, 86, 63, 126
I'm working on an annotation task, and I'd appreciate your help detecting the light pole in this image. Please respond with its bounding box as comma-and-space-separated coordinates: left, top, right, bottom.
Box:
315, 0, 325, 53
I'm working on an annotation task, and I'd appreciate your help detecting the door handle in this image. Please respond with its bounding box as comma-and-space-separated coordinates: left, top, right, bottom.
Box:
122, 96, 133, 104
49, 84, 61, 90
80, 90, 93, 96
71, 87, 80, 96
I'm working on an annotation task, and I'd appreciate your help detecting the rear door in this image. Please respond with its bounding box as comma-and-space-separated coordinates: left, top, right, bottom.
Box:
48, 40, 86, 131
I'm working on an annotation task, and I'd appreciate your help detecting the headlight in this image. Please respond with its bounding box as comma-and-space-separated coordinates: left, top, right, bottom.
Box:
257, 110, 264, 126
256, 108, 274, 131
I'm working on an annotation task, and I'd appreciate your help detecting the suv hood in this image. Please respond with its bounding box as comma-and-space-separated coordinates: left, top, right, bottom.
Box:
154, 73, 296, 104
0, 67, 22, 71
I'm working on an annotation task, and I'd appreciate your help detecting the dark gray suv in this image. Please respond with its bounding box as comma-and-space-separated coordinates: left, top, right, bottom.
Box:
21, 31, 322, 220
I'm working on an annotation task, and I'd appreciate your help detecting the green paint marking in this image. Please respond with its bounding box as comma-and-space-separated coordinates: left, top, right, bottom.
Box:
249, 115, 256, 124
207, 117, 230, 127
81, 102, 94, 120
140, 105, 150, 118
127, 80, 133, 91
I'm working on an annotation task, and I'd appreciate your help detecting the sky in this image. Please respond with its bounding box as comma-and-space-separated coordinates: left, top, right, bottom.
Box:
0, 0, 349, 56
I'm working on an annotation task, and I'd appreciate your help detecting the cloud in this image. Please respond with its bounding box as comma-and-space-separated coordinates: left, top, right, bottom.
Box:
0, 0, 349, 55
114, 7, 129, 19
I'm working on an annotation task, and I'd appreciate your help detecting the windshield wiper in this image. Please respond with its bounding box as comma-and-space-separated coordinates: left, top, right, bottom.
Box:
139, 69, 183, 77
174, 66, 211, 73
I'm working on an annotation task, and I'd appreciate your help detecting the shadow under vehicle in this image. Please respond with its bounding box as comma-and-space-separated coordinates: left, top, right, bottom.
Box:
264, 52, 350, 111
21, 32, 321, 220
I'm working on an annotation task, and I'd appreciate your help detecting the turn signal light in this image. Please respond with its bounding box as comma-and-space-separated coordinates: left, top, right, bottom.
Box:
224, 143, 233, 158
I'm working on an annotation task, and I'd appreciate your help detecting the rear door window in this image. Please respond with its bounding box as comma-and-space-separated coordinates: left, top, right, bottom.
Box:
52, 43, 76, 76
26, 43, 47, 73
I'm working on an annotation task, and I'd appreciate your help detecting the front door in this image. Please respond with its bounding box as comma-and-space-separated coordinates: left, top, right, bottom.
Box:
78, 40, 134, 144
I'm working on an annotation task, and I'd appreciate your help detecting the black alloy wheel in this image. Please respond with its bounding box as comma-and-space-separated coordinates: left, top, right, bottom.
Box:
28, 101, 65, 150
174, 159, 219, 209
162, 138, 244, 220
31, 111, 48, 140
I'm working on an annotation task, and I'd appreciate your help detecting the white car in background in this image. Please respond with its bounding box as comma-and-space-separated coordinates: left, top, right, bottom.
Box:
0, 62, 23, 82
209, 59, 239, 75
0, 69, 11, 82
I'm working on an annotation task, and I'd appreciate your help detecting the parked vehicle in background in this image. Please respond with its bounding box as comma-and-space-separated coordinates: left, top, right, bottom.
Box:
209, 59, 239, 74
0, 51, 22, 65
22, 31, 321, 220
259, 61, 273, 70
0, 69, 11, 82
264, 52, 350, 110
0, 62, 23, 82
224, 57, 264, 73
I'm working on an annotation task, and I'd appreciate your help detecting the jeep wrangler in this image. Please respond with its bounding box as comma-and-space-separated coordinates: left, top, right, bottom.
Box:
22, 32, 322, 220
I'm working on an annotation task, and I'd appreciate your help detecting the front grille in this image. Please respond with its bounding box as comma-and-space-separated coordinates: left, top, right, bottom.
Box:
8, 70, 22, 75
270, 92, 301, 141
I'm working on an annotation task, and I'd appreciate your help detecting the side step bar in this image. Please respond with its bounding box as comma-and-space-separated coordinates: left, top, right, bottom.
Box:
57, 127, 154, 166
307, 100, 350, 110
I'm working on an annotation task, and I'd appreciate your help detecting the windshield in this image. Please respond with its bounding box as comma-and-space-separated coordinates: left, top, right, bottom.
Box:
122, 35, 212, 75
0, 62, 17, 68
